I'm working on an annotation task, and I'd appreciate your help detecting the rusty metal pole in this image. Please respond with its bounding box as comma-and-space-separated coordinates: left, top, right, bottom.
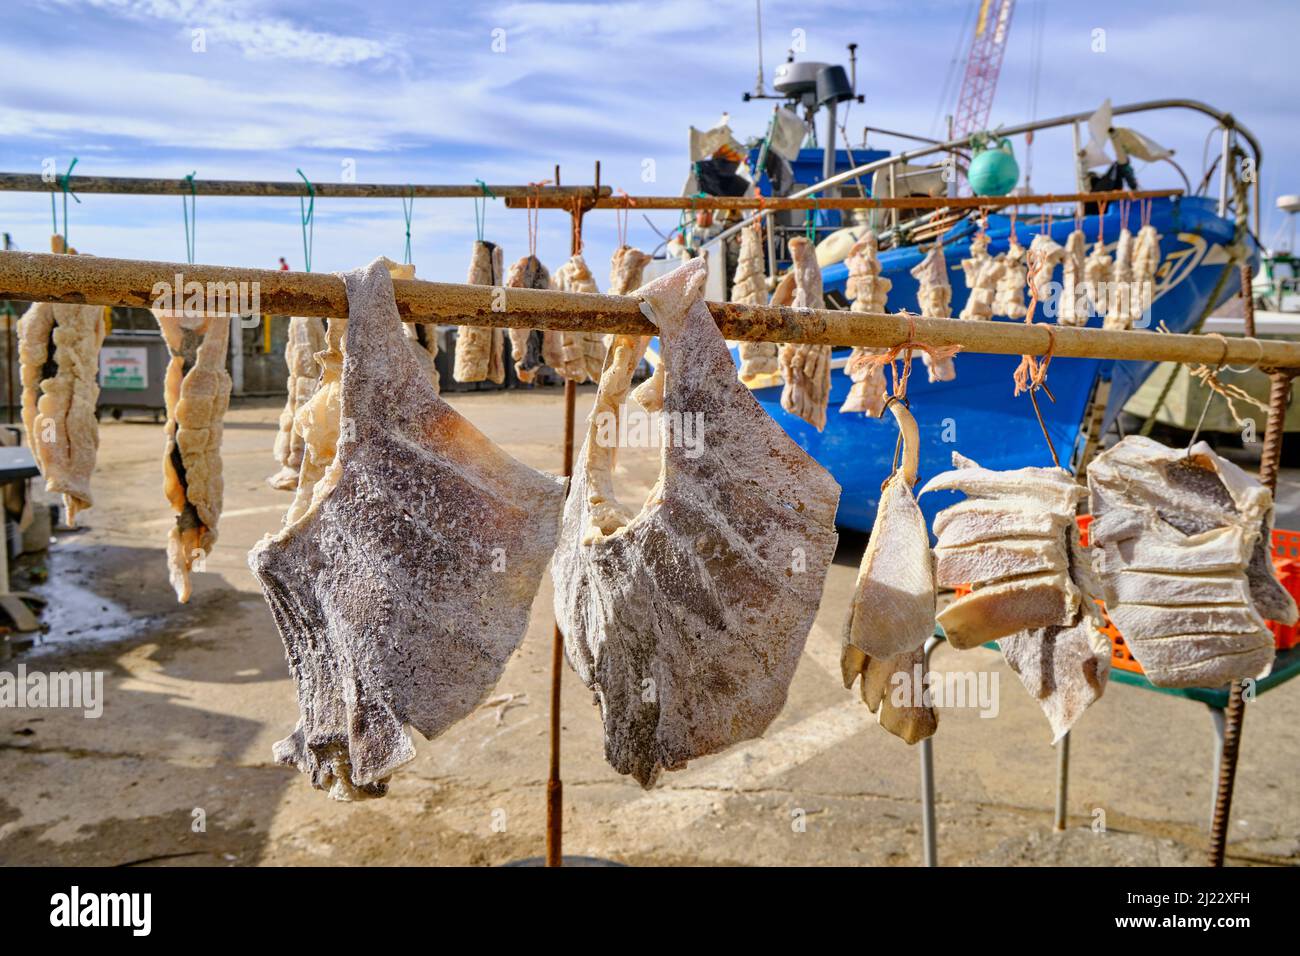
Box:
1208, 367, 1293, 866
546, 163, 597, 868
1241, 263, 1256, 338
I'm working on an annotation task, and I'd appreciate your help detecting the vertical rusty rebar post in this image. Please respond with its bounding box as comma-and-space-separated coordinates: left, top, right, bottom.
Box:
1241, 263, 1256, 338
546, 163, 596, 867
1208, 367, 1294, 866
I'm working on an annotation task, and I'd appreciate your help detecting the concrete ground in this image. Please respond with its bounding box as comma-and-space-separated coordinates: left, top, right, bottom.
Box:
1, 389, 1297, 867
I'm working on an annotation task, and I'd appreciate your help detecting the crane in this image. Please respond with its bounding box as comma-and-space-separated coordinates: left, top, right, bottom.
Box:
952, 0, 1017, 142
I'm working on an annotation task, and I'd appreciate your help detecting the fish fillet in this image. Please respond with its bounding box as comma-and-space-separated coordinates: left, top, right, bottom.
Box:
18, 298, 106, 523
268, 316, 326, 491
249, 259, 565, 800
841, 232, 890, 415
921, 453, 1086, 648
911, 243, 956, 382
733, 226, 781, 389
547, 254, 606, 384
553, 258, 841, 787
1087, 436, 1293, 687
505, 254, 549, 383
453, 240, 506, 384
840, 400, 938, 743
155, 309, 232, 603
779, 236, 832, 430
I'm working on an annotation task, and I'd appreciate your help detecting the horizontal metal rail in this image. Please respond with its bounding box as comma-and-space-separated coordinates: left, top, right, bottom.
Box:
2, 250, 1295, 369
503, 189, 1179, 211
0, 173, 610, 200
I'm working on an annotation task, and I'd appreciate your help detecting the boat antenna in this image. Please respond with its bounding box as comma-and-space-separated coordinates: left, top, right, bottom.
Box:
753, 0, 766, 97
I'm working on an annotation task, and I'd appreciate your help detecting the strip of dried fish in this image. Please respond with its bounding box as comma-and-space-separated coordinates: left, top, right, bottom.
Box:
249, 259, 565, 800
553, 258, 840, 786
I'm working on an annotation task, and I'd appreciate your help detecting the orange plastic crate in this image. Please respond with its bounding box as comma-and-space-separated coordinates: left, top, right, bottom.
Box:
954, 516, 1300, 675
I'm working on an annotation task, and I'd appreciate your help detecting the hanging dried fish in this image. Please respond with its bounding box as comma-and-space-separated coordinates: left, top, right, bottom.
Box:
1130, 224, 1162, 328
733, 225, 781, 389
453, 240, 506, 384
249, 259, 564, 800
958, 232, 1004, 323
18, 297, 106, 524
1027, 232, 1064, 302
383, 260, 441, 393
1083, 233, 1112, 322
841, 232, 890, 415
1058, 228, 1089, 327
553, 258, 841, 786
912, 243, 957, 382
1087, 436, 1294, 688
546, 254, 604, 384
779, 236, 833, 429
1105, 228, 1135, 330
505, 255, 550, 383
840, 400, 938, 743
920, 454, 1086, 648
993, 241, 1028, 319
268, 316, 326, 491
155, 308, 232, 603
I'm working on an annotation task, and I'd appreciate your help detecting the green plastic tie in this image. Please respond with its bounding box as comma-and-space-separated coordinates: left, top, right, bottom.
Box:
473, 179, 496, 243
401, 186, 415, 264
296, 168, 315, 273
50, 157, 80, 253
182, 171, 197, 264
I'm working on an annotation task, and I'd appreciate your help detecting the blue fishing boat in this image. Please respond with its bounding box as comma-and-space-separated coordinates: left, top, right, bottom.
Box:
654, 48, 1262, 533
756, 196, 1254, 532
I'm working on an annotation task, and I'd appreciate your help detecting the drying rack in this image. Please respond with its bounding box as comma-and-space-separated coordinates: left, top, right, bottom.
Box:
0, 161, 1271, 865
0, 229, 1290, 867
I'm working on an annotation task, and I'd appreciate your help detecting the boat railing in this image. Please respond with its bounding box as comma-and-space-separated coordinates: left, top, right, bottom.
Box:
701, 98, 1262, 256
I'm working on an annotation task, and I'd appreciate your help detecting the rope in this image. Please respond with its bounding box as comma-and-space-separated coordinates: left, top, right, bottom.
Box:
474, 179, 495, 243
401, 186, 414, 264
1012, 239, 1062, 466
182, 171, 197, 264
296, 168, 315, 273
615, 189, 634, 248
864, 312, 962, 373
1186, 333, 1269, 448
50, 157, 80, 253
526, 179, 550, 259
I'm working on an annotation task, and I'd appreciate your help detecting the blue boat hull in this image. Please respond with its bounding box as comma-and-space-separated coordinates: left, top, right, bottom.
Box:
669, 196, 1252, 532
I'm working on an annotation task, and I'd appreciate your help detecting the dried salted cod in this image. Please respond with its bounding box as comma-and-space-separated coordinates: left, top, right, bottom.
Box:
920, 453, 1086, 648
285, 317, 345, 527
607, 244, 652, 352
959, 234, 1005, 323
546, 254, 604, 384
1083, 235, 1112, 321
994, 506, 1110, 741
18, 297, 106, 524
1027, 233, 1064, 302
1130, 224, 1161, 328
840, 401, 938, 743
268, 316, 327, 490
249, 259, 565, 801
1105, 228, 1135, 330
553, 258, 841, 787
993, 242, 1028, 319
733, 226, 781, 389
1059, 229, 1089, 327
155, 309, 232, 603
1087, 436, 1293, 687
912, 243, 956, 382
505, 254, 549, 383
382, 260, 442, 393
778, 236, 833, 430
453, 240, 506, 384
841, 232, 890, 415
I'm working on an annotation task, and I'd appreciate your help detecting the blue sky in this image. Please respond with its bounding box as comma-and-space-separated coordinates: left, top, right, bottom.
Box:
2, 0, 1297, 283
